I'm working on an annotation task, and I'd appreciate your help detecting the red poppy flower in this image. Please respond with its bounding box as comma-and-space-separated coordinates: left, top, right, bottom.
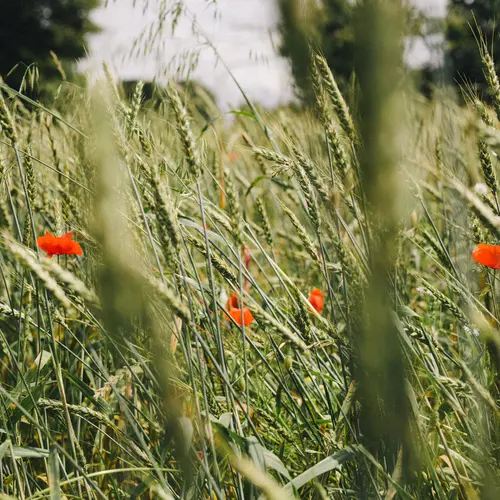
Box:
228, 307, 254, 327
308, 288, 324, 313
227, 292, 240, 309
36, 231, 83, 258
472, 244, 500, 269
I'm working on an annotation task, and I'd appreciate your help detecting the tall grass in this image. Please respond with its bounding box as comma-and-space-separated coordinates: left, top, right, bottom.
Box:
0, 2, 500, 498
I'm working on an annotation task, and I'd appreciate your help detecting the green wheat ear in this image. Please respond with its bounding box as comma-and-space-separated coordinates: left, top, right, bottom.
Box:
167, 81, 202, 179
125, 80, 145, 139
281, 202, 320, 266
223, 167, 243, 246
255, 196, 273, 247
148, 163, 181, 271
0, 89, 18, 145
0, 158, 11, 231
313, 51, 357, 144
480, 47, 500, 122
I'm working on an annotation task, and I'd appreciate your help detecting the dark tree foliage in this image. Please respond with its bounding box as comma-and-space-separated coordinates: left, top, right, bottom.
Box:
319, 1, 356, 96
278, 0, 417, 103
446, 0, 500, 97
278, 0, 355, 103
0, 0, 100, 90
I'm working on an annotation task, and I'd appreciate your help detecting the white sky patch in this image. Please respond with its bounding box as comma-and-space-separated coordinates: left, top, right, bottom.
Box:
82, 0, 447, 109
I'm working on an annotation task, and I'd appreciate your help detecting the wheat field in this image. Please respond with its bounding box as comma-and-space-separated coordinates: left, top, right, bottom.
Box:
0, 3, 500, 498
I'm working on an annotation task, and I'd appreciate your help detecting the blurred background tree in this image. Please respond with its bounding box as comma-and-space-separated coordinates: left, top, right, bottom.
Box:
1, 0, 498, 104
446, 0, 500, 98
278, 0, 355, 103
278, 0, 427, 104
0, 0, 99, 92
279, 0, 500, 103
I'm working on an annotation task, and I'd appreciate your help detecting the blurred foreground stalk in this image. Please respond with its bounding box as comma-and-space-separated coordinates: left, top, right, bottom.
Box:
90, 86, 182, 495
354, 0, 412, 477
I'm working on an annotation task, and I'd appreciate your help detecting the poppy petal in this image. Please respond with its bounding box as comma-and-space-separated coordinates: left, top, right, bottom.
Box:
228, 307, 254, 327
71, 241, 83, 256
36, 230, 83, 257
226, 292, 240, 309
472, 244, 500, 269
308, 288, 324, 313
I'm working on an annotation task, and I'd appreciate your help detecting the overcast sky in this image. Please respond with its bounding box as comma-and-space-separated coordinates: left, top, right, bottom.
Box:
83, 0, 448, 110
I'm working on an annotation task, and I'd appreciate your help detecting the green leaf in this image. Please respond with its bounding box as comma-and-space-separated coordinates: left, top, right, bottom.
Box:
48, 447, 61, 500
229, 110, 257, 121
245, 176, 268, 197
62, 370, 109, 413
261, 447, 291, 480
0, 443, 49, 458
283, 447, 357, 492
12, 446, 49, 458
397, 305, 420, 319
211, 420, 247, 448
199, 116, 220, 137
178, 218, 226, 245
0, 440, 10, 460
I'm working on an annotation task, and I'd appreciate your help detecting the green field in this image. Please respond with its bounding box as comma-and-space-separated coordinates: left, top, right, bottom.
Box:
1, 4, 500, 498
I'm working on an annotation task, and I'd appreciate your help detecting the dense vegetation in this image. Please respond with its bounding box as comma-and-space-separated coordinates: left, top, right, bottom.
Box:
447, 0, 500, 98
0, 0, 99, 91
0, 2, 500, 499
278, 0, 356, 101
278, 0, 500, 100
